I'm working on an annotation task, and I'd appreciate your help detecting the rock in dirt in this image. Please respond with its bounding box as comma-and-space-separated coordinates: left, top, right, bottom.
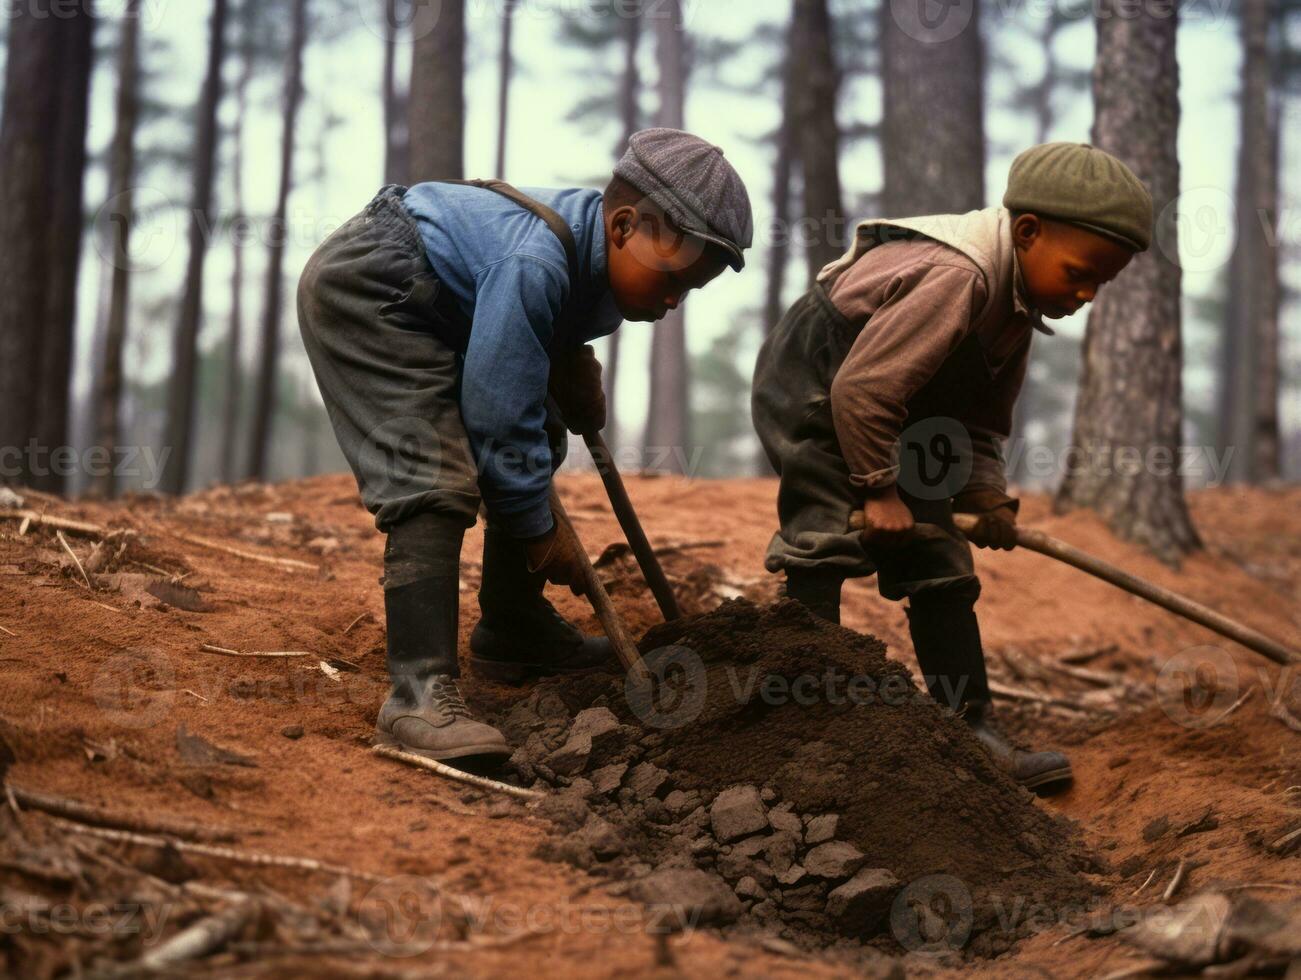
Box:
709, 785, 768, 842
545, 731, 592, 777
280, 725, 304, 740
626, 868, 743, 927
626, 762, 669, 799
1122, 892, 1232, 967
804, 841, 867, 880
804, 813, 838, 845
825, 868, 900, 934
590, 762, 628, 796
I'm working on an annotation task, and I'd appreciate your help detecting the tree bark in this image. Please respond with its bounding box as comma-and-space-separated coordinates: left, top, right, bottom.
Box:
382, 0, 410, 184
220, 4, 257, 486
495, 0, 516, 178
1055, 2, 1199, 564
791, 0, 844, 283
408, 0, 464, 180
605, 0, 642, 449
765, 11, 798, 337
34, 7, 95, 495
643, 0, 690, 473
1220, 0, 1281, 482
0, 2, 62, 488
93, 0, 143, 499
246, 0, 310, 481
160, 0, 229, 495
879, 0, 985, 215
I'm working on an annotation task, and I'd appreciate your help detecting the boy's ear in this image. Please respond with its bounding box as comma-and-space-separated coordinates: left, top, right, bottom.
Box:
608, 205, 640, 248
1011, 212, 1044, 249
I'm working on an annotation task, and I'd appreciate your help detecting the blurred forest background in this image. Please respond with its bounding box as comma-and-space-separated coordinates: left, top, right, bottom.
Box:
0, 0, 1298, 559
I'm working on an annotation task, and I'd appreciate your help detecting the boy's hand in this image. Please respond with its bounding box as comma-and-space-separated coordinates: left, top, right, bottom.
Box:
858, 485, 915, 549
953, 488, 1019, 551
524, 521, 589, 596
549, 345, 606, 435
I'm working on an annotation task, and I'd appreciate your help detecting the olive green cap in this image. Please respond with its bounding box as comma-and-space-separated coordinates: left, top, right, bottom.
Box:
1002, 142, 1153, 252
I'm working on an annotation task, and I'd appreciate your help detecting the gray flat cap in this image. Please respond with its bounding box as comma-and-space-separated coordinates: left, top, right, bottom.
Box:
614, 128, 754, 271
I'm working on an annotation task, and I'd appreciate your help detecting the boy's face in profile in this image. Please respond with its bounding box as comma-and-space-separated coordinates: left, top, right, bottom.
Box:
1012, 213, 1136, 319
605, 202, 731, 322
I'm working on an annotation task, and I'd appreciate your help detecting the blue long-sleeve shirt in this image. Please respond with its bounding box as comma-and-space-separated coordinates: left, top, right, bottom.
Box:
400, 183, 623, 538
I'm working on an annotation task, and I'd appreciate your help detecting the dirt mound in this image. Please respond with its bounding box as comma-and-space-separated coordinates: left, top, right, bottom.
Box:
497, 599, 1100, 958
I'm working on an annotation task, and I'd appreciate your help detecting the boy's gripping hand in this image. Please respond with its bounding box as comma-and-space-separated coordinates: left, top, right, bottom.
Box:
858, 485, 916, 549
524, 520, 589, 596
549, 344, 607, 435
952, 488, 1018, 551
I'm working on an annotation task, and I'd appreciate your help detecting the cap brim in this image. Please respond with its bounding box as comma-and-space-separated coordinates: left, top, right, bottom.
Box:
681, 225, 746, 272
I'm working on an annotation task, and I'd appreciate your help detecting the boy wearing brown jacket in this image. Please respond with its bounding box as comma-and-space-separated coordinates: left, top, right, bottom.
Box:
752, 142, 1153, 794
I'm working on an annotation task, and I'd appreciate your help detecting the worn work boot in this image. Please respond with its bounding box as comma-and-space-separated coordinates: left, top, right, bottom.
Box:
469, 526, 614, 684
782, 567, 844, 625
375, 673, 511, 761
375, 513, 510, 761
963, 700, 1073, 796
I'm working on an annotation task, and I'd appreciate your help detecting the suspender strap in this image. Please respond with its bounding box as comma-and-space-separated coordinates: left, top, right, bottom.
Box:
438, 178, 581, 287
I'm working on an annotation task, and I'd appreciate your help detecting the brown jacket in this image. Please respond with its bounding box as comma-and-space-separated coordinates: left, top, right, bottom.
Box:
820, 208, 1050, 501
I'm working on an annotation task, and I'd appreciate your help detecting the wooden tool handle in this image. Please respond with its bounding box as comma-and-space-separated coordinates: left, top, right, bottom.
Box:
849, 510, 1299, 667
549, 488, 650, 682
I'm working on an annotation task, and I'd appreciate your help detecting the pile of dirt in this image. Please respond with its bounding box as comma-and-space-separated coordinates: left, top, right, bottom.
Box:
495, 598, 1101, 958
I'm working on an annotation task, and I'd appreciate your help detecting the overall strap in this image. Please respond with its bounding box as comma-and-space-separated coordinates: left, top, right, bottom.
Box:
438, 178, 580, 287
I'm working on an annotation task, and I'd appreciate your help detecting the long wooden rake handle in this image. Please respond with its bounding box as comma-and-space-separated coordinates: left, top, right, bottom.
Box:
850, 511, 1300, 666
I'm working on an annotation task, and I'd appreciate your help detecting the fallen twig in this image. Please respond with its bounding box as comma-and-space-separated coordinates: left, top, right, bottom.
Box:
342, 612, 370, 635
50, 819, 389, 883
135, 900, 257, 972
1162, 858, 1188, 902
1220, 882, 1301, 893
373, 744, 545, 801
173, 532, 319, 572
6, 784, 238, 842
0, 509, 106, 537
1270, 825, 1301, 853
1269, 697, 1301, 733
199, 644, 312, 659
0, 625, 14, 637
1131, 867, 1159, 897
56, 530, 92, 589
1220, 687, 1255, 720
1058, 643, 1118, 665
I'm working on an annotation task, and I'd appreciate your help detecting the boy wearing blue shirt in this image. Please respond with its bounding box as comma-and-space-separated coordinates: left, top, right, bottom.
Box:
299, 129, 753, 761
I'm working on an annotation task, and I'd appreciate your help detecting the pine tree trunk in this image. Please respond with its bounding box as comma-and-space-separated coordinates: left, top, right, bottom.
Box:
246, 0, 309, 481
220, 11, 256, 486
765, 16, 797, 337
382, 0, 409, 184
1220, 0, 1281, 482
495, 0, 516, 178
605, 0, 642, 449
93, 0, 143, 500
643, 0, 689, 473
160, 0, 229, 495
408, 0, 464, 180
880, 0, 985, 215
1055, 2, 1199, 564
791, 0, 843, 283
34, 7, 95, 495
0, 2, 62, 488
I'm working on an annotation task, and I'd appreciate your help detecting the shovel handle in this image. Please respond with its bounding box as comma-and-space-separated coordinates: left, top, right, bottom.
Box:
849, 510, 1299, 666
549, 488, 650, 683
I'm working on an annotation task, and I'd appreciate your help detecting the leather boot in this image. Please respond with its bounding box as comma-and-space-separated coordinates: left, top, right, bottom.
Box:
783, 567, 843, 624
963, 700, 1073, 796
469, 525, 614, 684
374, 515, 510, 761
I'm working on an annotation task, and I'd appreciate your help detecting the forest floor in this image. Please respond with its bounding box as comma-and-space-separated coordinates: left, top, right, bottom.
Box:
0, 473, 1299, 978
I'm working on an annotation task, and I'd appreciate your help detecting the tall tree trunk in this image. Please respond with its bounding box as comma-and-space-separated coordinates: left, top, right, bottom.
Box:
382, 0, 409, 184
605, 0, 642, 449
765, 14, 798, 337
408, 0, 464, 180
1055, 2, 1199, 563
643, 0, 689, 473
1220, 0, 1281, 482
880, 0, 986, 215
220, 7, 256, 485
34, 7, 95, 495
791, 0, 844, 282
93, 0, 143, 500
495, 0, 516, 178
0, 2, 63, 488
160, 0, 229, 495
246, 0, 309, 481
1253, 84, 1282, 480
